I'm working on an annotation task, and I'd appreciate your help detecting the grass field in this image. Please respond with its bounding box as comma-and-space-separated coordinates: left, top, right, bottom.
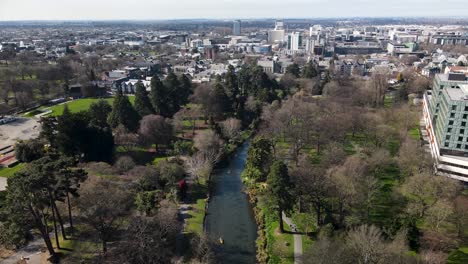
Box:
24, 96, 136, 117
0, 163, 25, 178
185, 181, 209, 236
48, 96, 135, 116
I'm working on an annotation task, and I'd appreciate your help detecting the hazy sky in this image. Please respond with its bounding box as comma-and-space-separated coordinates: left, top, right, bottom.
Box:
0, 0, 467, 20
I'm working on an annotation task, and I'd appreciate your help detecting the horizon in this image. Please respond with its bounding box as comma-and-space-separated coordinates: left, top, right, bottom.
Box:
1, 0, 468, 21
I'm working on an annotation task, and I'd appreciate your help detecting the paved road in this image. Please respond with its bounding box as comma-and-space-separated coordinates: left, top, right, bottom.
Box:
0, 177, 7, 191
282, 212, 303, 264
1, 236, 44, 264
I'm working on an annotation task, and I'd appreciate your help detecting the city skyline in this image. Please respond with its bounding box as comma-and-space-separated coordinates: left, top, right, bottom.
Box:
1, 0, 468, 21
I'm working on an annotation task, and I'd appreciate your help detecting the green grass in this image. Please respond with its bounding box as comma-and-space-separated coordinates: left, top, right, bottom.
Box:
0, 163, 25, 178
263, 205, 294, 264
409, 126, 420, 140
184, 181, 209, 236
51, 226, 101, 261
47, 96, 135, 116
185, 197, 207, 235
448, 247, 468, 264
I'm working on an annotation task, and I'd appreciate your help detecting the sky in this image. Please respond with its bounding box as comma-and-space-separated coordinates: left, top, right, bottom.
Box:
0, 0, 467, 21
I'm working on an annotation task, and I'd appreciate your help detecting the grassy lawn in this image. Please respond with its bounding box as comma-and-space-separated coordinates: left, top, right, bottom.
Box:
185, 182, 208, 236
25, 96, 136, 117
448, 247, 468, 264
48, 96, 135, 116
409, 126, 420, 140
259, 200, 294, 264
0, 163, 25, 178
51, 226, 101, 261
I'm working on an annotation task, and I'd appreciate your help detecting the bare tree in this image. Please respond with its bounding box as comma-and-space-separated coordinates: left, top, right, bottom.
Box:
77, 180, 132, 254
139, 115, 174, 153
114, 124, 139, 152
425, 200, 454, 232
368, 67, 389, 107
220, 118, 242, 140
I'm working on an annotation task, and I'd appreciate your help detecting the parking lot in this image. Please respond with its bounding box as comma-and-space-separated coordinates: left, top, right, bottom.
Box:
0, 117, 41, 149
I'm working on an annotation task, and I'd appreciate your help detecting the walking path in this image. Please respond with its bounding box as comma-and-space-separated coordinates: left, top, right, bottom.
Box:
1, 235, 44, 264
282, 212, 303, 264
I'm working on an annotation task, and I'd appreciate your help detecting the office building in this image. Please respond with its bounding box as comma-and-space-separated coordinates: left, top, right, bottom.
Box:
287, 32, 302, 51
233, 20, 241, 36
268, 20, 285, 44
423, 67, 468, 181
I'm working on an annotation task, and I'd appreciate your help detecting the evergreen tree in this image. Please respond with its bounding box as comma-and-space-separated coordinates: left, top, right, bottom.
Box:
225, 65, 239, 111
267, 161, 294, 233
302, 60, 318, 78
134, 81, 155, 117
163, 72, 182, 117
285, 63, 301, 78
243, 137, 272, 182
89, 99, 112, 129
108, 89, 140, 131
178, 74, 192, 106
150, 76, 166, 115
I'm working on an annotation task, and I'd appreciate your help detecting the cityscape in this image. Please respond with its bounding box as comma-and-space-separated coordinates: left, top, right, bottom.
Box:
0, 1, 468, 264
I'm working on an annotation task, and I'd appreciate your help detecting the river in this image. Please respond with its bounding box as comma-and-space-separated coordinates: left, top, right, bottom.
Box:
205, 142, 257, 264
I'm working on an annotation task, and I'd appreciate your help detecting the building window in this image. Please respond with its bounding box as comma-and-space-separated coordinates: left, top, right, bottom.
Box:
448, 128, 452, 133
445, 143, 450, 147
457, 144, 462, 148
451, 113, 456, 118
462, 122, 467, 126
446, 135, 451, 140
464, 114, 468, 119
452, 105, 457, 111
449, 120, 454, 125
461, 129, 465, 134
459, 136, 464, 142
465, 145, 468, 150
465, 106, 468, 111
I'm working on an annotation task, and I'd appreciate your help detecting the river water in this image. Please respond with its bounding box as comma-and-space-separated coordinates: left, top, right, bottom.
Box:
205, 142, 257, 264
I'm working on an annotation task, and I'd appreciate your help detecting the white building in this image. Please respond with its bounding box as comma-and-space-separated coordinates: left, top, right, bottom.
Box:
287, 32, 302, 51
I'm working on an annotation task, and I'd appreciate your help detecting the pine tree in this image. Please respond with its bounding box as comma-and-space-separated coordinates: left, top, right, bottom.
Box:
108, 89, 140, 131
267, 161, 294, 233
134, 81, 154, 117
150, 77, 166, 115
178, 74, 192, 106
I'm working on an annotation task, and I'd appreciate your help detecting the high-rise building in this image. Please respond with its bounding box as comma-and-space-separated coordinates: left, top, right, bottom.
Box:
275, 20, 284, 30
233, 20, 241, 36
268, 20, 285, 44
287, 32, 302, 50
423, 67, 468, 181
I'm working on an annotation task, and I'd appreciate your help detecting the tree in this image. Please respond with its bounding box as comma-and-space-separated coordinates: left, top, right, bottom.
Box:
134, 81, 155, 117
453, 195, 468, 239
368, 68, 389, 107
77, 180, 132, 254
178, 74, 192, 106
108, 90, 140, 131
135, 191, 162, 216
114, 156, 136, 174
285, 63, 300, 78
138, 115, 174, 152
3, 155, 83, 262
116, 211, 180, 263
401, 173, 460, 218
150, 76, 169, 117
302, 60, 318, 78
114, 124, 139, 152
425, 200, 454, 232
220, 118, 242, 140
243, 137, 272, 182
267, 161, 294, 233
15, 139, 45, 162
88, 99, 112, 129
292, 157, 331, 227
